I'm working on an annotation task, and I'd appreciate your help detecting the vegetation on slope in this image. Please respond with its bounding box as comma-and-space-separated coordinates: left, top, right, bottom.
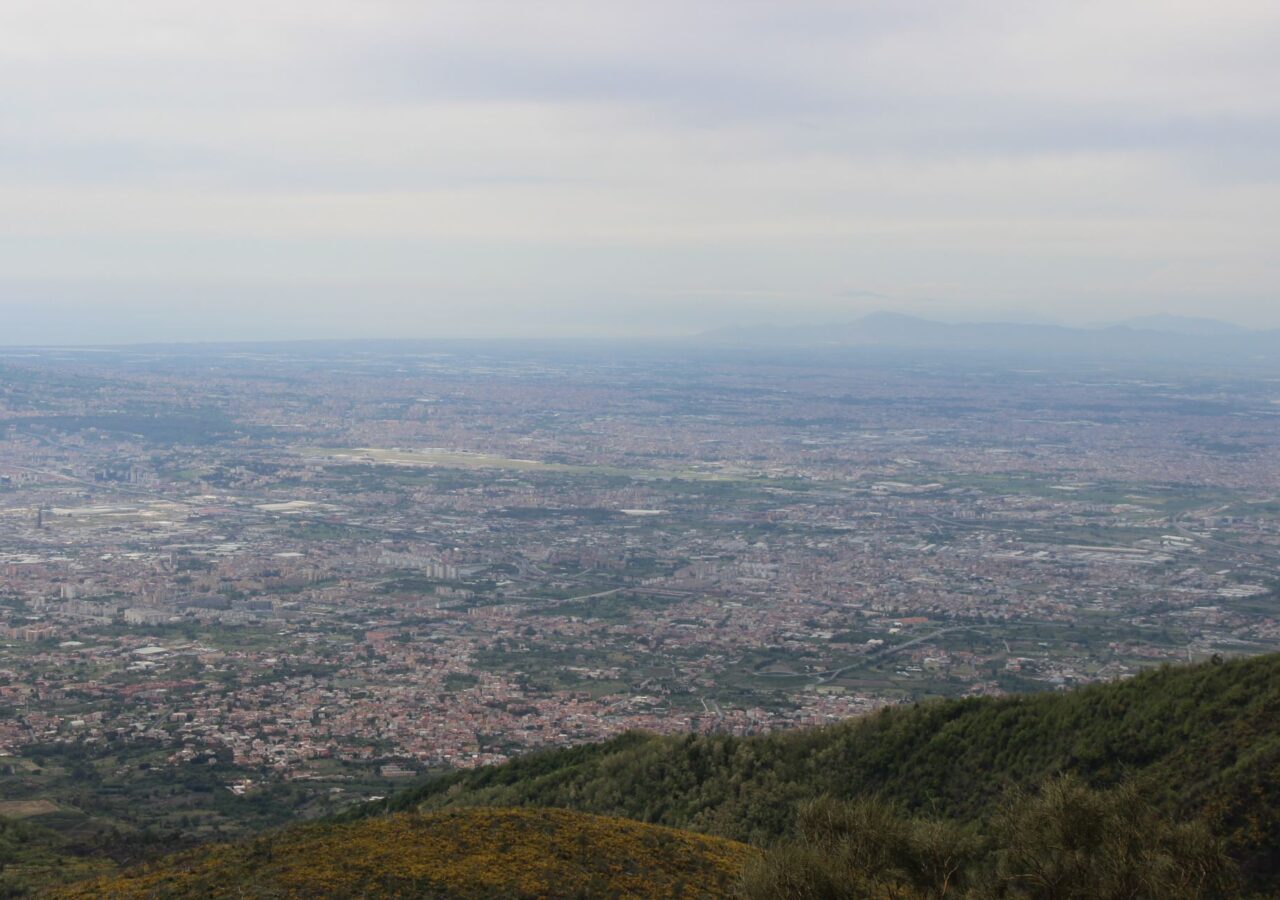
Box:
364, 654, 1280, 890
50, 807, 756, 899
740, 777, 1237, 899
0, 815, 118, 897
45, 776, 1242, 900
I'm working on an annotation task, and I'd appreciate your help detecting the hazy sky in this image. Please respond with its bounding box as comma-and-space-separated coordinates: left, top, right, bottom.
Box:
2, 1, 1279, 342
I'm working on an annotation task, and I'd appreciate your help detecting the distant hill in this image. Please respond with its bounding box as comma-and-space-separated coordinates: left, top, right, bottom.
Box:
1113, 313, 1251, 336
699, 311, 1280, 363
364, 654, 1280, 892
49, 807, 756, 899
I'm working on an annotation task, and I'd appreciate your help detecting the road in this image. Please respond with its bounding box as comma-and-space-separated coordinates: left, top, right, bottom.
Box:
815, 625, 985, 684
1172, 509, 1280, 564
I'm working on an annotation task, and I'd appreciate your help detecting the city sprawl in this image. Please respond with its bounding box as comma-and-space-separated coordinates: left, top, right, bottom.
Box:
1, 343, 1278, 839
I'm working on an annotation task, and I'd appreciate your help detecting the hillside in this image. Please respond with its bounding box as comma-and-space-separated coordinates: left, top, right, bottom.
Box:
26, 655, 1280, 896
364, 654, 1280, 889
49, 807, 756, 899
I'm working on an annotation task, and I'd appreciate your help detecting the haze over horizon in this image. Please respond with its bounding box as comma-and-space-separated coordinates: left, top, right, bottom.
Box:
3, 1, 1279, 343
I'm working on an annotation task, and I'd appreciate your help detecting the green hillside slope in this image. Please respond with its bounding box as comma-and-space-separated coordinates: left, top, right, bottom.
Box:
365, 654, 1280, 889
50, 807, 756, 899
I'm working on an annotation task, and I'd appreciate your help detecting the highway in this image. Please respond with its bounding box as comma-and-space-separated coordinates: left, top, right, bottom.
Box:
815, 625, 986, 684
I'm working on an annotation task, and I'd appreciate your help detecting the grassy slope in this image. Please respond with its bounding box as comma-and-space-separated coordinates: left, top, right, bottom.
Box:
50, 807, 756, 899
367, 655, 1280, 887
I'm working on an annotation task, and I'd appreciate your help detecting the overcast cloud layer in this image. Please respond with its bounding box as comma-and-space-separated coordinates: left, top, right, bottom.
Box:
2, 0, 1278, 342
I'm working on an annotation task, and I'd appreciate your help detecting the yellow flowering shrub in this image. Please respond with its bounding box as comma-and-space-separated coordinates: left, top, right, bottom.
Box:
49, 807, 758, 898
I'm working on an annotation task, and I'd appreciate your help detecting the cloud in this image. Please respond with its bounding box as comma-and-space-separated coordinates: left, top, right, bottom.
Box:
0, 0, 1278, 339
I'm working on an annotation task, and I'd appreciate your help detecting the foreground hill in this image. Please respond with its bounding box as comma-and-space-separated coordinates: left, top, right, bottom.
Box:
51, 807, 756, 899
35, 655, 1280, 896
365, 654, 1280, 889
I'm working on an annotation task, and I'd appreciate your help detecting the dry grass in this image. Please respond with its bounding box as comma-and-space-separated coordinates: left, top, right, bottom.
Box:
0, 799, 60, 818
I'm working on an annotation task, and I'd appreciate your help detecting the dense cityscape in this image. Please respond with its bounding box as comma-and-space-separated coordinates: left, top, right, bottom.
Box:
1, 341, 1277, 842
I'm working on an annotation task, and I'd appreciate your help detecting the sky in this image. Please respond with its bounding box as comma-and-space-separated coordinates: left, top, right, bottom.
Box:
2, 0, 1279, 343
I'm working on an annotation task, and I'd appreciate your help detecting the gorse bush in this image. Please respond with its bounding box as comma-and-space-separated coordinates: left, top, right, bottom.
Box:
51, 807, 757, 899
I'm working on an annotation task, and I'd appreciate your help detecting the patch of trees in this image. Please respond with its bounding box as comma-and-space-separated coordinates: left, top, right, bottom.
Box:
739, 777, 1236, 899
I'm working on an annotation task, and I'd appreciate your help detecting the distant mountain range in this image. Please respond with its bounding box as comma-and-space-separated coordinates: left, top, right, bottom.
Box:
1109, 313, 1253, 336
699, 312, 1280, 362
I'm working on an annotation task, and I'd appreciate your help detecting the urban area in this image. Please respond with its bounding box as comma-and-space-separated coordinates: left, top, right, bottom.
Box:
2, 342, 1278, 838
